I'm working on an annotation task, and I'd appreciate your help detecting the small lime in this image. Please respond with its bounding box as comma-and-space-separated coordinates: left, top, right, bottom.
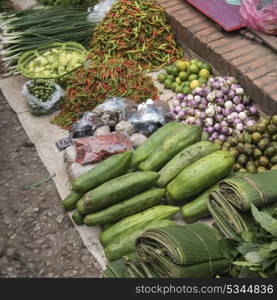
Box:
179, 71, 189, 81
188, 74, 198, 82
171, 82, 178, 91
197, 62, 203, 69
164, 79, 173, 89
182, 87, 192, 94
166, 74, 175, 81
190, 80, 200, 89
201, 63, 211, 71
190, 59, 200, 65
175, 77, 182, 85
175, 60, 187, 72
165, 65, 174, 74
199, 77, 207, 85
172, 66, 180, 77
158, 73, 167, 83
199, 69, 210, 79
183, 81, 190, 87
175, 85, 183, 93
188, 64, 200, 74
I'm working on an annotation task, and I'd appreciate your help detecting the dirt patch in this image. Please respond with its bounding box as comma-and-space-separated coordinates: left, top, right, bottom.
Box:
0, 91, 101, 278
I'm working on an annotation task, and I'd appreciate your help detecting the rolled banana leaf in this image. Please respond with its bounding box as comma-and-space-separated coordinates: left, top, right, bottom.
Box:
208, 170, 277, 240
127, 224, 230, 278
217, 170, 277, 211
102, 253, 137, 278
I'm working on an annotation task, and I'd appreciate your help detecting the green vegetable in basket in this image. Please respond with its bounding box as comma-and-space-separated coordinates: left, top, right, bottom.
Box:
0, 6, 96, 76
21, 43, 86, 79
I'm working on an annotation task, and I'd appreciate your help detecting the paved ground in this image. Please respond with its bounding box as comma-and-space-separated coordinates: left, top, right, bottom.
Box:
0, 91, 100, 278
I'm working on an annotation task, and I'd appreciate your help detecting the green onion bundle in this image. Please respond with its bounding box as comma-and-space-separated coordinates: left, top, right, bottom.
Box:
37, 0, 99, 7
0, 5, 97, 76
0, 0, 13, 12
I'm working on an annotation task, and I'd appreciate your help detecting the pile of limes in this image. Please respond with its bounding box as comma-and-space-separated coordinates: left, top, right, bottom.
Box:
158, 59, 212, 94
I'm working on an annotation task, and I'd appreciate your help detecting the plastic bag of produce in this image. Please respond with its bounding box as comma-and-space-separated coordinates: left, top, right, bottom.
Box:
87, 0, 118, 22
74, 132, 133, 164
128, 99, 174, 136
71, 112, 105, 138
22, 80, 64, 115
240, 0, 277, 35
92, 97, 137, 128
63, 146, 96, 181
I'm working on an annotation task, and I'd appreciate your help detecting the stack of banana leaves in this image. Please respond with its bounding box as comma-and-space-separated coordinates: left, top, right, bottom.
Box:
208, 170, 277, 278
103, 223, 232, 278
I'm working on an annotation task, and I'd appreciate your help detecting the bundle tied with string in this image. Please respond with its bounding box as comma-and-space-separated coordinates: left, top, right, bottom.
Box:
208, 170, 277, 240
102, 224, 230, 278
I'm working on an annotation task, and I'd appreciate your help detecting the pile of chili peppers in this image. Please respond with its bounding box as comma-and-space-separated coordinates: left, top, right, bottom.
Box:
88, 0, 183, 71
52, 59, 158, 128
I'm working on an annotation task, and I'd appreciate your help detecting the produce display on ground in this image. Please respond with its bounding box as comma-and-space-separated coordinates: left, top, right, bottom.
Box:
1, 0, 276, 279
52, 59, 159, 128
88, 0, 183, 71
170, 76, 258, 142
223, 116, 277, 173
158, 58, 212, 94
0, 6, 98, 75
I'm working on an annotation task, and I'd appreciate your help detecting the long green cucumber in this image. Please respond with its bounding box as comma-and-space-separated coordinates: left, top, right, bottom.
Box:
181, 184, 219, 223
101, 223, 115, 231
105, 219, 176, 261
72, 210, 84, 225
77, 171, 160, 215
166, 150, 235, 204
138, 125, 202, 171
156, 141, 220, 187
62, 191, 83, 211
131, 122, 184, 168
71, 151, 132, 194
100, 205, 180, 247
181, 171, 240, 223
84, 188, 165, 226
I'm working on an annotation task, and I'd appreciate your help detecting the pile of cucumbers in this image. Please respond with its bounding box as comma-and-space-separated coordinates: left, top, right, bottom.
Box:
62, 122, 235, 262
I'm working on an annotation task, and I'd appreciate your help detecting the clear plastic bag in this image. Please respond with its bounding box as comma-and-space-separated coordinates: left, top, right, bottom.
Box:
74, 132, 133, 165
92, 97, 138, 128
128, 99, 174, 136
87, 0, 118, 22
71, 112, 105, 138
22, 80, 64, 115
240, 0, 277, 35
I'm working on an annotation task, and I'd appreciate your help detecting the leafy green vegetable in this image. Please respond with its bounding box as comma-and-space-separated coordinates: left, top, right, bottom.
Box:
251, 204, 277, 236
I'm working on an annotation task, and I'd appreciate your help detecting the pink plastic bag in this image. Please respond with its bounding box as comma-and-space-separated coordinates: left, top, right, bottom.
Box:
240, 0, 277, 35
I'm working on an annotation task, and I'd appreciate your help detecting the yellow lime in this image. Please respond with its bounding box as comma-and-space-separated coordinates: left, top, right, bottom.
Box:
175, 60, 188, 72
199, 69, 210, 79
190, 80, 200, 89
175, 77, 182, 85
